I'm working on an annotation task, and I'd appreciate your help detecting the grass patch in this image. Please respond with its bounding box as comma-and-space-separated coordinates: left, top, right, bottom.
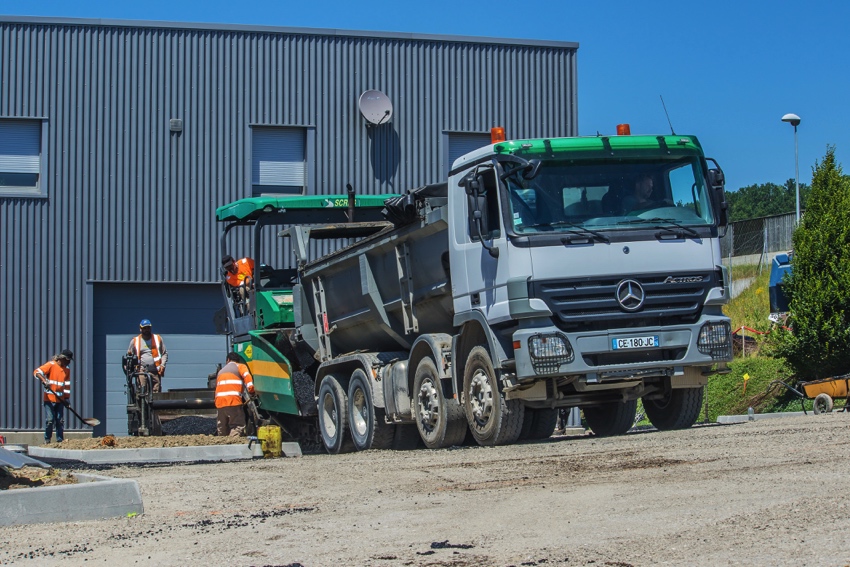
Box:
705, 356, 793, 421
724, 264, 772, 333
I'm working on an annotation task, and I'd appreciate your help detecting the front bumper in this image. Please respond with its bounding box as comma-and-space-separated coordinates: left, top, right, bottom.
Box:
511, 315, 732, 382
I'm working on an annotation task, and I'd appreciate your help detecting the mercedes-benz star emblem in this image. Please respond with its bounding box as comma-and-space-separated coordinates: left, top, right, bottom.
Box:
616, 280, 645, 312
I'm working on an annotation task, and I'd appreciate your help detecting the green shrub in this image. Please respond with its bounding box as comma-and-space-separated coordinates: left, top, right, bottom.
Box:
773, 147, 850, 379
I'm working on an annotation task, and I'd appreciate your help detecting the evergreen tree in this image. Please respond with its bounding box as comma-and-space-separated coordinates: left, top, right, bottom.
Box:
773, 147, 850, 378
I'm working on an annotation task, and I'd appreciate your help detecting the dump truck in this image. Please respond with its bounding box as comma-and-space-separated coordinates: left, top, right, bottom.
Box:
218, 130, 734, 452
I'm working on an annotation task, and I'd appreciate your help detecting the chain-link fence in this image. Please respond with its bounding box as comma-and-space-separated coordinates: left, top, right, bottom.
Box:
720, 212, 796, 275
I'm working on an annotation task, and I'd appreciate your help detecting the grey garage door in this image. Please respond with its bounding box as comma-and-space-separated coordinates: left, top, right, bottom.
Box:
93, 283, 227, 436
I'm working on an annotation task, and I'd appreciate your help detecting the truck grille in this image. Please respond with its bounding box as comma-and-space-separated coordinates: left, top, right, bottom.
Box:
531, 271, 718, 333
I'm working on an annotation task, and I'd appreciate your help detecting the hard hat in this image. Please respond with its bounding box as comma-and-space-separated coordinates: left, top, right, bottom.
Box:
139, 319, 152, 328
59, 349, 74, 361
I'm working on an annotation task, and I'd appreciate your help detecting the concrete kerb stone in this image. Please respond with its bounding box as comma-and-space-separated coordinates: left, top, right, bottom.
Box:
717, 411, 806, 424
0, 473, 143, 526
28, 444, 254, 465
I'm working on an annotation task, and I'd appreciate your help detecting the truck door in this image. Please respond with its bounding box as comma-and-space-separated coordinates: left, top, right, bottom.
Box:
450, 166, 514, 322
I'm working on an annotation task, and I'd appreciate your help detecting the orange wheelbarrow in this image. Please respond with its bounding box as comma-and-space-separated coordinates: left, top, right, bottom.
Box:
768, 374, 850, 415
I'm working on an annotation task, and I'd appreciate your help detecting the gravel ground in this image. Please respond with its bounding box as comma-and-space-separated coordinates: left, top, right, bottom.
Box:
2, 413, 850, 566
0, 467, 77, 490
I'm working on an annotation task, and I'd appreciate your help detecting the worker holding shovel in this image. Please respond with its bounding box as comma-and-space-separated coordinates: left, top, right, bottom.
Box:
33, 349, 74, 443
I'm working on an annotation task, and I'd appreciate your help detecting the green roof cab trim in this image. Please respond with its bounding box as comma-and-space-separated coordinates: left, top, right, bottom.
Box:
216, 194, 398, 222
495, 135, 704, 157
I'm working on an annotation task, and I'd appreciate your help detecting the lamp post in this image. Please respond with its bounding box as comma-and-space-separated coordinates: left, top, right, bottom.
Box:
781, 113, 801, 223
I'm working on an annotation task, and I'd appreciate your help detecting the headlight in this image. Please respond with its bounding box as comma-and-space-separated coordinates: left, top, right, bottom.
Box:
528, 333, 574, 374
698, 321, 732, 360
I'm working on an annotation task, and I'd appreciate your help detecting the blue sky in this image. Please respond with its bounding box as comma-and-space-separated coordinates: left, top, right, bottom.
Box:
2, 0, 847, 191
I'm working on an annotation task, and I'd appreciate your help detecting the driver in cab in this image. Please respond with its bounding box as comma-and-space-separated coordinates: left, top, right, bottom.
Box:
624, 174, 655, 213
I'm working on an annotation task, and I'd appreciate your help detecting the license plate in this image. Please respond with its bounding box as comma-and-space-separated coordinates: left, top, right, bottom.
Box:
612, 335, 659, 350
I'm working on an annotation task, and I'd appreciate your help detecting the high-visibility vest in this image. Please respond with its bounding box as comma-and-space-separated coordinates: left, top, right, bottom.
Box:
34, 361, 70, 403
215, 361, 254, 408
226, 258, 255, 287
132, 334, 164, 373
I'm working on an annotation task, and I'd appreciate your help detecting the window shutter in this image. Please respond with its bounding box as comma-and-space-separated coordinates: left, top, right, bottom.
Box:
448, 133, 491, 169
0, 121, 40, 173
252, 128, 305, 188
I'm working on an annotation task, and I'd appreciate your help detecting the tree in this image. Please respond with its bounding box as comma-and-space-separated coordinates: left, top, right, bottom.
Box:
773, 147, 850, 378
725, 179, 810, 222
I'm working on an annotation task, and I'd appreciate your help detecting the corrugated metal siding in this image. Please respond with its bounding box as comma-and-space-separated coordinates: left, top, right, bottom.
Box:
0, 19, 577, 430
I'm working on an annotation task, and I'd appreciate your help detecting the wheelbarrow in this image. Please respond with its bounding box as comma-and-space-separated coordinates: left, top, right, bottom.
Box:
767, 374, 850, 415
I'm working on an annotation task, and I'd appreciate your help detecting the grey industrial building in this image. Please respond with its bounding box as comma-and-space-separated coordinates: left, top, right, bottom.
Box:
0, 15, 578, 436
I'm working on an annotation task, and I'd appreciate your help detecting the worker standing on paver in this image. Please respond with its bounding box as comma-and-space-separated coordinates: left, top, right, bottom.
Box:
127, 319, 167, 393
33, 349, 74, 443
222, 254, 255, 288
222, 255, 255, 316
215, 352, 255, 437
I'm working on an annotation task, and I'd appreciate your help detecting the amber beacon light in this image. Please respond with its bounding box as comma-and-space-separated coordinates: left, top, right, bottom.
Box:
616, 123, 631, 136
491, 127, 506, 143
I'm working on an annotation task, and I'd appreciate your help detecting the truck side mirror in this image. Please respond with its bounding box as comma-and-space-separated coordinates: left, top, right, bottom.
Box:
706, 159, 728, 229
463, 171, 499, 258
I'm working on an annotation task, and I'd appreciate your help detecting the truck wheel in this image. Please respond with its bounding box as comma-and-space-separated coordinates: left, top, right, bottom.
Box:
413, 357, 467, 449
348, 369, 395, 451
462, 346, 524, 446
583, 399, 637, 437
519, 408, 559, 441
318, 375, 355, 454
813, 393, 834, 415
642, 387, 704, 430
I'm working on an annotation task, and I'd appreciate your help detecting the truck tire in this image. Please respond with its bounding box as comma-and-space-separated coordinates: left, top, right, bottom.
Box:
462, 346, 524, 446
348, 369, 395, 451
813, 393, 834, 415
318, 375, 355, 454
519, 407, 559, 441
584, 399, 637, 437
413, 357, 467, 449
643, 387, 704, 430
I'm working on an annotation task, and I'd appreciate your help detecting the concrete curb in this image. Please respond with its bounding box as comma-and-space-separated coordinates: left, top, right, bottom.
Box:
717, 411, 806, 424
29, 444, 253, 465
0, 473, 143, 526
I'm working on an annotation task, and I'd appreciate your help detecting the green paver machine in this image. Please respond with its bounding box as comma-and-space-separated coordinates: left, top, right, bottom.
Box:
215, 191, 395, 446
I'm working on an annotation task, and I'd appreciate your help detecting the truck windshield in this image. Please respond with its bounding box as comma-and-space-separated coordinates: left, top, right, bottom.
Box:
505, 156, 715, 234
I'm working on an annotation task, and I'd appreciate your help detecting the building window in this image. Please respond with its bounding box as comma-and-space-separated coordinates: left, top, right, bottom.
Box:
0, 120, 43, 196
252, 127, 306, 196
447, 132, 492, 174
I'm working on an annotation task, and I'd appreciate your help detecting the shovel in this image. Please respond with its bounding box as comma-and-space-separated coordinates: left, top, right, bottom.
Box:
41, 384, 100, 427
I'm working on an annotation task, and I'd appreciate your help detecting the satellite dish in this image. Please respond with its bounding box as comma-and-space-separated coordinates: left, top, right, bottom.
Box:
359, 90, 393, 126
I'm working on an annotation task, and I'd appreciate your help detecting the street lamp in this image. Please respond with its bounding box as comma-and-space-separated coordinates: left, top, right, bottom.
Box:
781, 113, 801, 223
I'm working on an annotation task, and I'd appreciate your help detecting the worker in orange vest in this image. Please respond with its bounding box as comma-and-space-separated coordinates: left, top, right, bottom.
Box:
222, 254, 255, 288
215, 351, 255, 437
33, 349, 74, 443
222, 255, 255, 316
127, 319, 168, 393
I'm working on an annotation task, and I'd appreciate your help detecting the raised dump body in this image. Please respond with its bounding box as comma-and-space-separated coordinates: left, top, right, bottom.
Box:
292, 184, 452, 357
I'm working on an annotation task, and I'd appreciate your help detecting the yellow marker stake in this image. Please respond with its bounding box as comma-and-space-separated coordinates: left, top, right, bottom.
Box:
743, 373, 750, 394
